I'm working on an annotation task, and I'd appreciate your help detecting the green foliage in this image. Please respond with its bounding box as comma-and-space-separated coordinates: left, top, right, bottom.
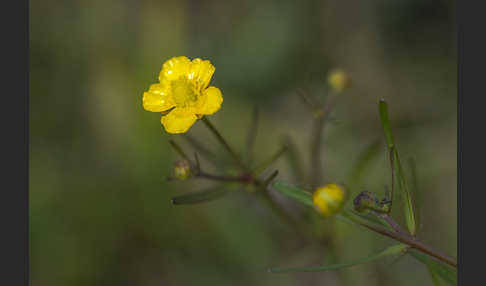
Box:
171, 185, 232, 205
379, 99, 417, 235
269, 244, 408, 273
272, 181, 314, 207
409, 250, 457, 285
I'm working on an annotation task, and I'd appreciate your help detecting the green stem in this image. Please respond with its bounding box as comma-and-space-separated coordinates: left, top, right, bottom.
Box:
341, 211, 457, 268
201, 116, 247, 170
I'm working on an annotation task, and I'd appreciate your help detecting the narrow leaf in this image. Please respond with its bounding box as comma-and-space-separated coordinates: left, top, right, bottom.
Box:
409, 250, 457, 285
171, 186, 231, 205
408, 157, 422, 232
272, 181, 314, 207
348, 211, 394, 231
269, 244, 407, 273
259, 170, 279, 190
428, 264, 447, 286
281, 135, 305, 181
338, 210, 394, 232
379, 99, 417, 235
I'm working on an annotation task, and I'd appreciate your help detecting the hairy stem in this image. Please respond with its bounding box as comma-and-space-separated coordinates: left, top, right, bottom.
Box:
343, 211, 456, 267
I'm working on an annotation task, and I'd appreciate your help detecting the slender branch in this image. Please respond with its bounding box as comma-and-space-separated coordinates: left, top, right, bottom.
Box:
310, 95, 337, 188
195, 170, 251, 184
310, 116, 325, 188
343, 211, 456, 267
201, 116, 247, 170
376, 212, 408, 236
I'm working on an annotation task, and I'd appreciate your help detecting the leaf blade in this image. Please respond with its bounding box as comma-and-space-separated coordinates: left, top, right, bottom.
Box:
409, 250, 457, 285
272, 181, 314, 207
269, 244, 407, 273
171, 186, 231, 205
379, 99, 417, 235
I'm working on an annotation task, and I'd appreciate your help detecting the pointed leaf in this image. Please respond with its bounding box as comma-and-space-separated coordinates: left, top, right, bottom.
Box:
379, 99, 417, 235
409, 250, 457, 285
171, 186, 231, 205
259, 170, 279, 190
428, 264, 447, 286
269, 244, 407, 273
272, 181, 314, 207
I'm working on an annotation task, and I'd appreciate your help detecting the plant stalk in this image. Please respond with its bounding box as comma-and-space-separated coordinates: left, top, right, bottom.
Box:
201, 116, 247, 170
343, 211, 456, 267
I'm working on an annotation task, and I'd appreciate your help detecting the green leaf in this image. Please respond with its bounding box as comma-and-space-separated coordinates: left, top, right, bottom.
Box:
269, 244, 408, 273
409, 250, 457, 285
379, 99, 417, 235
347, 210, 394, 231
259, 170, 279, 190
428, 264, 447, 286
272, 181, 313, 207
171, 186, 231, 205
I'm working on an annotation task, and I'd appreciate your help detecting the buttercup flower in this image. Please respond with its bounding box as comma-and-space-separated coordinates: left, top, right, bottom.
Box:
143, 56, 223, 134
313, 184, 347, 217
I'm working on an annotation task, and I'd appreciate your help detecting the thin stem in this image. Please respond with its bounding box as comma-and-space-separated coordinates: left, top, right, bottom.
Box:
343, 211, 456, 267
376, 212, 408, 236
201, 116, 247, 170
310, 116, 325, 188
310, 95, 337, 188
195, 170, 251, 184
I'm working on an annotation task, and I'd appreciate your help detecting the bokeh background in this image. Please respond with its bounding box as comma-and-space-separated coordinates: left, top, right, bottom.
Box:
30, 0, 456, 285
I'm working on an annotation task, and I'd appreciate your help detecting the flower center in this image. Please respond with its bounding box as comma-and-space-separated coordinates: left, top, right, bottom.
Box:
171, 78, 198, 107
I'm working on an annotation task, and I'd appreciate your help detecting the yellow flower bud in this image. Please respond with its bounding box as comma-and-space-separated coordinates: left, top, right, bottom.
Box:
174, 160, 192, 180
327, 70, 351, 93
313, 184, 347, 217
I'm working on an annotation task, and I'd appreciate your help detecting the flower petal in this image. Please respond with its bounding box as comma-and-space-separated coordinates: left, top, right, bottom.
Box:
196, 86, 223, 115
188, 58, 215, 90
142, 83, 175, 112
159, 56, 191, 83
161, 108, 198, 134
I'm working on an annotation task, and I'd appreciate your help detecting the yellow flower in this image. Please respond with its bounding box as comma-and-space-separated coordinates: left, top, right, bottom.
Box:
327, 70, 351, 93
143, 56, 223, 134
313, 184, 347, 217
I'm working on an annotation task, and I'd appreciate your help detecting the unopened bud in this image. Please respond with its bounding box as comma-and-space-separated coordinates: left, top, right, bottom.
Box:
328, 70, 352, 93
174, 160, 192, 180
313, 184, 347, 217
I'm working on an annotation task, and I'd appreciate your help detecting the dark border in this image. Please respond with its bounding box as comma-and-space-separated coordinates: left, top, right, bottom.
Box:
458, 1, 486, 285
2, 0, 29, 284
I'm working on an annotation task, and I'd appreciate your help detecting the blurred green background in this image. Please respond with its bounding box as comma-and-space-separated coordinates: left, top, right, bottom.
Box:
30, 0, 456, 285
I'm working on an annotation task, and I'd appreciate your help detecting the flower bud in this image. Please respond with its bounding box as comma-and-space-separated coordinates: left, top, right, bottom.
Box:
173, 160, 192, 180
327, 70, 351, 93
313, 184, 347, 217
